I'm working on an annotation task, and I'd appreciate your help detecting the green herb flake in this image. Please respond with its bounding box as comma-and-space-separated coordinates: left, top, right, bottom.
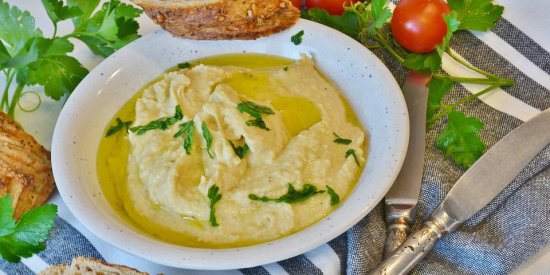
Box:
237, 101, 274, 131
174, 121, 195, 155
345, 149, 361, 167
0, 195, 58, 263
291, 30, 304, 45
177, 62, 191, 69
326, 185, 340, 206
201, 121, 214, 158
207, 185, 222, 227
105, 117, 132, 137
229, 140, 249, 159
283, 66, 288, 71
249, 183, 324, 204
333, 132, 352, 145
129, 105, 183, 135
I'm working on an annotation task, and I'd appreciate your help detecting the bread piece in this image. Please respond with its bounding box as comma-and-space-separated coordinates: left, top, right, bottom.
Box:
131, 0, 300, 40
0, 112, 55, 219
40, 257, 149, 275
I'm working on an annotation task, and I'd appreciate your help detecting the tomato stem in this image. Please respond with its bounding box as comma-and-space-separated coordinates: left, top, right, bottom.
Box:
432, 74, 515, 86
427, 83, 500, 123
445, 48, 499, 79
374, 30, 405, 63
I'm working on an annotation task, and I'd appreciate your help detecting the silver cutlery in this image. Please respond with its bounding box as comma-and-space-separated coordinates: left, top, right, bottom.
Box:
383, 72, 431, 257
373, 108, 550, 274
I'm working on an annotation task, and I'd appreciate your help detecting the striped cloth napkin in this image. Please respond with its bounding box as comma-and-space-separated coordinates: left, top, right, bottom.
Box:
1, 0, 549, 274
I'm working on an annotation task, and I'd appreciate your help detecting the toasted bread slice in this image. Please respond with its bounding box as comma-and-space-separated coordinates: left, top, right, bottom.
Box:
40, 257, 149, 275
0, 112, 55, 219
131, 0, 300, 39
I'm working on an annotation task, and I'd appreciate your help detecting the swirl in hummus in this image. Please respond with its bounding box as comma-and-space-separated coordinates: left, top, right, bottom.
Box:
99, 55, 366, 248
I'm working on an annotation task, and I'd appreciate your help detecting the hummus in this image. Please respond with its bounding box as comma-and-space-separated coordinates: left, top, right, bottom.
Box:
101, 55, 366, 248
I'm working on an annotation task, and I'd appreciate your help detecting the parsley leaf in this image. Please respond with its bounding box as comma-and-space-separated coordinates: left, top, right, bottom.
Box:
201, 121, 214, 158
345, 149, 361, 166
0, 196, 16, 237
177, 62, 191, 69
105, 117, 132, 137
436, 12, 461, 55
207, 185, 222, 227
0, 1, 42, 56
0, 195, 57, 263
229, 140, 249, 159
427, 78, 454, 121
130, 105, 183, 135
249, 183, 324, 204
403, 51, 442, 73
41, 0, 82, 25
366, 0, 392, 35
436, 111, 486, 168
326, 185, 340, 206
333, 132, 352, 145
291, 30, 304, 45
237, 101, 274, 131
302, 8, 359, 38
174, 121, 195, 155
16, 37, 88, 101
69, 0, 142, 57
447, 0, 504, 31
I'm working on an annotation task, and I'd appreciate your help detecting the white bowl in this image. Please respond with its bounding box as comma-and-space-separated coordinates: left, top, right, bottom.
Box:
52, 19, 408, 270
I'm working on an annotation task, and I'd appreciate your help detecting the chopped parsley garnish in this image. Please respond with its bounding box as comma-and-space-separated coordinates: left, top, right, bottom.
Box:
0, 195, 57, 263
174, 121, 195, 155
229, 140, 249, 159
105, 117, 132, 137
326, 185, 340, 206
345, 149, 361, 167
177, 62, 191, 69
237, 101, 274, 131
283, 66, 288, 71
291, 30, 305, 45
333, 132, 352, 145
249, 183, 324, 204
207, 185, 222, 227
129, 105, 183, 135
201, 121, 214, 158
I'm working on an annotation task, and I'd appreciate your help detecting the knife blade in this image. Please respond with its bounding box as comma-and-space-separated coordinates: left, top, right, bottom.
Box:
383, 71, 431, 258
372, 108, 550, 275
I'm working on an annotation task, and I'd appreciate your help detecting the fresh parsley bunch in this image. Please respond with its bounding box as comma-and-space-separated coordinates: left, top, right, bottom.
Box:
0, 195, 58, 263
0, 0, 142, 117
303, 0, 511, 168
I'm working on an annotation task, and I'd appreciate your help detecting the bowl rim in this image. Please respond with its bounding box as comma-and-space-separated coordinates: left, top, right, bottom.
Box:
52, 19, 409, 270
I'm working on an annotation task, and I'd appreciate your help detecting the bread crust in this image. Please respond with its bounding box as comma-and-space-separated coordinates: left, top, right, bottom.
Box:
0, 112, 55, 219
132, 0, 300, 40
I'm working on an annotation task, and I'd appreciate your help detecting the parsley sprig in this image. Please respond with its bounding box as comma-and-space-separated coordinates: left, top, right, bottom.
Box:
237, 101, 274, 131
129, 105, 183, 135
249, 183, 324, 204
105, 117, 132, 137
0, 195, 57, 263
303, 0, 511, 168
0, 0, 142, 117
207, 185, 222, 227
174, 120, 195, 155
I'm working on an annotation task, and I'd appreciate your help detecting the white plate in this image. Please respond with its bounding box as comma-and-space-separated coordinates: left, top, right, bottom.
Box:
52, 19, 408, 270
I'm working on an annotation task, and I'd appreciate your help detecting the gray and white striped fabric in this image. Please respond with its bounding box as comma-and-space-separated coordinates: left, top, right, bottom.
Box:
1, 0, 549, 274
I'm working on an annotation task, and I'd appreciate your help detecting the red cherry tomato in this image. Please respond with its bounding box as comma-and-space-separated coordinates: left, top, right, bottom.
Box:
390, 0, 450, 53
290, 0, 302, 9
306, 0, 361, 15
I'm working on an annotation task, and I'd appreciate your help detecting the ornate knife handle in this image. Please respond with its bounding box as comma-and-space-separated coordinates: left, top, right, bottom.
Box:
383, 204, 416, 258
374, 207, 462, 275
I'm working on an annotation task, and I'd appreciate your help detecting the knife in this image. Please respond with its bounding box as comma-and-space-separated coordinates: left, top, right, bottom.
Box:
372, 108, 550, 275
383, 71, 431, 258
